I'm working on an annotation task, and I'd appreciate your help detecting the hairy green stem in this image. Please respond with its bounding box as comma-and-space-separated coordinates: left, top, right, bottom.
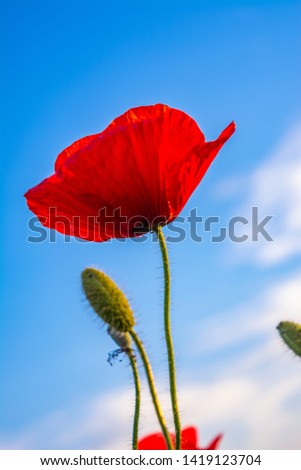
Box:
130, 330, 173, 450
156, 227, 182, 450
127, 350, 141, 450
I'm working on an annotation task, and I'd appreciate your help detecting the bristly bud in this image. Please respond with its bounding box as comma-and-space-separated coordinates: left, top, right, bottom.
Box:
277, 321, 301, 358
82, 268, 135, 332
108, 326, 132, 351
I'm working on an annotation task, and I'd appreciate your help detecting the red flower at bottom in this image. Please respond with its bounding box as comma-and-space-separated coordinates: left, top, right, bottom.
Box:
138, 427, 222, 450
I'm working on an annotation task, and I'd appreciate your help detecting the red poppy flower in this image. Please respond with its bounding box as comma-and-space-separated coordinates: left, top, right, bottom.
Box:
138, 426, 222, 450
25, 104, 235, 241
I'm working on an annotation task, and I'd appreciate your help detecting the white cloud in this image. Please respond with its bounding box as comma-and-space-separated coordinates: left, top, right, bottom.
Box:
189, 271, 301, 357
250, 121, 301, 264
218, 120, 301, 265
1, 375, 300, 450
182, 271, 301, 449
1, 272, 301, 450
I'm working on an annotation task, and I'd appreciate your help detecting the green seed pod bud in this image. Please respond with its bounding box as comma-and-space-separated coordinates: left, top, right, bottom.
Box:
108, 326, 132, 351
82, 268, 135, 332
277, 321, 301, 358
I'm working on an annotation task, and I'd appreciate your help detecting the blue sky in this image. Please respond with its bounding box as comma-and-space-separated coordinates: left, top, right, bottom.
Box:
1, 0, 301, 449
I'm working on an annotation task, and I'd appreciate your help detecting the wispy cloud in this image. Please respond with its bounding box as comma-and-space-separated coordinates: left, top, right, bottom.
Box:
1, 272, 301, 450
189, 271, 301, 357
217, 120, 301, 265
1, 375, 300, 450
182, 270, 301, 449
250, 120, 301, 264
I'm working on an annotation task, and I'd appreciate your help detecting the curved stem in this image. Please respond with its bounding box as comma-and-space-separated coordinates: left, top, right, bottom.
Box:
127, 350, 141, 450
130, 330, 173, 450
156, 227, 182, 449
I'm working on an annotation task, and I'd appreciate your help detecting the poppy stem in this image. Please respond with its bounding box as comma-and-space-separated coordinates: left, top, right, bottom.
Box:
156, 227, 182, 450
130, 330, 173, 450
126, 350, 141, 450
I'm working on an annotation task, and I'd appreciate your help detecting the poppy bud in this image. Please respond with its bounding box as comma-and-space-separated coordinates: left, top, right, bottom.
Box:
82, 268, 135, 332
277, 321, 301, 357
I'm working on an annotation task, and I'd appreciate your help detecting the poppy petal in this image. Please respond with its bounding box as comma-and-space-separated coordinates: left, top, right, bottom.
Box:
25, 105, 235, 241
25, 174, 112, 241
203, 433, 223, 450
181, 426, 198, 449
138, 432, 169, 450
137, 427, 223, 450
55, 134, 99, 172
165, 121, 236, 220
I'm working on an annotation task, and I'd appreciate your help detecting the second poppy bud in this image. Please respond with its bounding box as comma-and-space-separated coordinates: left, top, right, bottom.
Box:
82, 267, 135, 332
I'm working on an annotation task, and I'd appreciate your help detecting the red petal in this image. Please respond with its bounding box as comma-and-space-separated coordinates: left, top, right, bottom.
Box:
202, 433, 223, 450
138, 432, 169, 450
165, 121, 236, 220
24, 174, 112, 241
55, 134, 99, 172
137, 427, 223, 451
181, 426, 198, 449
25, 105, 235, 241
